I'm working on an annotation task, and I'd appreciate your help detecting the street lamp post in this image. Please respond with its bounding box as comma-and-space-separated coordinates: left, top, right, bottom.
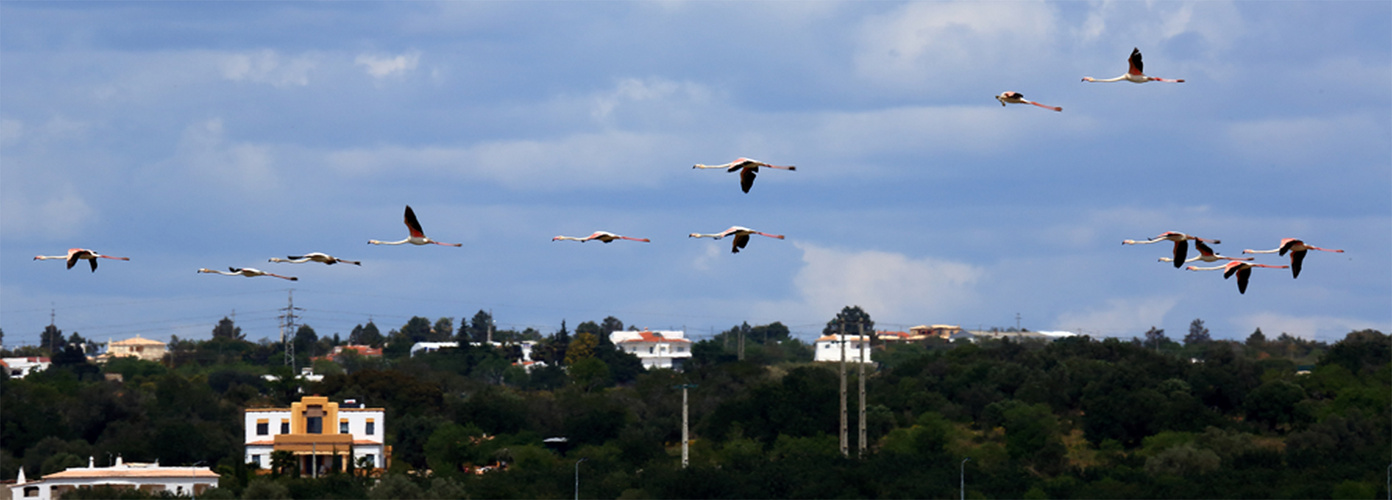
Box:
574, 457, 587, 500
960, 457, 971, 500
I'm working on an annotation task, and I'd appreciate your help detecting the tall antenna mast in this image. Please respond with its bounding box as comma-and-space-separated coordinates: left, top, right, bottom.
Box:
280, 289, 301, 370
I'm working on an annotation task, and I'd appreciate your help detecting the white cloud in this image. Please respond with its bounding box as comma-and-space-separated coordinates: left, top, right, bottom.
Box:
590, 77, 714, 122
221, 50, 315, 87
0, 185, 94, 240
752, 243, 984, 325
1235, 312, 1389, 342
166, 119, 279, 193
1055, 297, 1181, 337
355, 51, 421, 78
1076, 1, 1244, 52
853, 2, 1058, 90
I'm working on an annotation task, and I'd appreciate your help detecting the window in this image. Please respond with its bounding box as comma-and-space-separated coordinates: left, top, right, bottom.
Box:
256, 422, 268, 435
280, 421, 289, 434
24, 486, 39, 497
251, 454, 261, 467
366, 421, 375, 435
340, 420, 350, 434
306, 405, 324, 434
364, 454, 376, 468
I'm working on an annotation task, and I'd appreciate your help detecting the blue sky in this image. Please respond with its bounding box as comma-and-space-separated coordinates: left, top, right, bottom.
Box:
2, 1, 1388, 348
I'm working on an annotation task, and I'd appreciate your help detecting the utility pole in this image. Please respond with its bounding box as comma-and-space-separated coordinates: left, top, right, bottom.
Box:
487, 309, 494, 344
839, 320, 848, 457
674, 384, 697, 468
858, 322, 867, 458
737, 326, 745, 361
49, 306, 57, 353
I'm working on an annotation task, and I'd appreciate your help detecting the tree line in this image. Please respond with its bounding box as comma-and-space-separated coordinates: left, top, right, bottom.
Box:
2, 309, 1388, 499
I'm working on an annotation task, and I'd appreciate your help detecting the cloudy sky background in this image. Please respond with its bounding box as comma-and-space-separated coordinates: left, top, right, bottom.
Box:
2, 1, 1388, 348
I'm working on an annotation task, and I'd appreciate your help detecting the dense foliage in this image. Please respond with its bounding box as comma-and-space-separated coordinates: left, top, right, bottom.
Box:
2, 315, 1388, 499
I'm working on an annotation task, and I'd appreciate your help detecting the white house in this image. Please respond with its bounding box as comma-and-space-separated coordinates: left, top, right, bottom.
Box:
813, 334, 873, 363
1, 357, 50, 378
244, 396, 388, 475
410, 341, 543, 371
9, 457, 217, 500
610, 330, 692, 370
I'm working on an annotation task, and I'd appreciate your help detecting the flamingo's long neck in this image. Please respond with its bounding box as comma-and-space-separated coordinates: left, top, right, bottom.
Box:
369, 239, 410, 245
1243, 248, 1280, 255
1084, 75, 1128, 83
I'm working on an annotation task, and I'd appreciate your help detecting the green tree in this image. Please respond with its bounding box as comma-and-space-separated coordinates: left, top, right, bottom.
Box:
823, 306, 874, 337
600, 316, 625, 335
1245, 328, 1266, 347
569, 357, 611, 391
292, 324, 318, 360
40, 324, 64, 354
468, 310, 493, 343
1244, 379, 1307, 429
432, 317, 454, 340
400, 316, 437, 343
565, 332, 599, 366
349, 321, 383, 346
1183, 318, 1211, 345
243, 478, 292, 499
212, 316, 244, 341
1142, 326, 1167, 350
270, 450, 298, 478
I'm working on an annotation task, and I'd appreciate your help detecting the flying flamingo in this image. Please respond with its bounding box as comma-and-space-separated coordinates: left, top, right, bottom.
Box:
689, 226, 785, 254
33, 248, 130, 272
1158, 240, 1252, 265
1123, 231, 1221, 268
552, 231, 650, 243
1242, 238, 1344, 279
198, 267, 298, 281
1187, 261, 1288, 294
1083, 48, 1185, 83
693, 158, 796, 193
269, 253, 361, 266
995, 91, 1062, 112
369, 205, 462, 247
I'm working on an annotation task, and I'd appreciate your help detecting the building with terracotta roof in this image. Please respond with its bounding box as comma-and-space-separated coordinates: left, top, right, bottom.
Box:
100, 335, 167, 363
1, 357, 50, 378
909, 324, 963, 339
9, 457, 216, 500
244, 396, 389, 476
813, 334, 873, 363
610, 330, 692, 371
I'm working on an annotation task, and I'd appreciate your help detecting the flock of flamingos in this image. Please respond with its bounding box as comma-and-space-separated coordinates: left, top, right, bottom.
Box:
33, 49, 1342, 295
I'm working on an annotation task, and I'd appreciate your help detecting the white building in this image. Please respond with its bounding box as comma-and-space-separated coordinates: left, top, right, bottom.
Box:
610, 330, 692, 370
813, 334, 873, 363
244, 396, 388, 475
1, 357, 50, 378
9, 457, 217, 500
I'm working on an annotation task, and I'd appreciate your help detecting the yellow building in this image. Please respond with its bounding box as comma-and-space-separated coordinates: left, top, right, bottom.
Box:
244, 396, 389, 476
101, 336, 167, 363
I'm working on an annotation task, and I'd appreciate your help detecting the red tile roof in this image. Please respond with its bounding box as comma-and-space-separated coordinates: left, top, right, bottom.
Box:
617, 331, 691, 344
